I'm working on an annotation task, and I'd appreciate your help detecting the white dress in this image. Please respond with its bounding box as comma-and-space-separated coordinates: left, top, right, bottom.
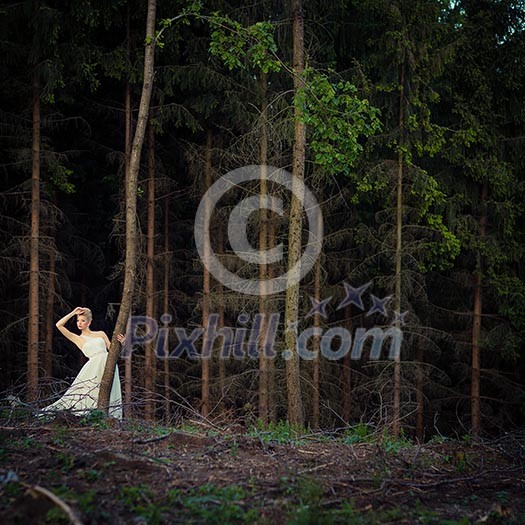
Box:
41, 335, 122, 420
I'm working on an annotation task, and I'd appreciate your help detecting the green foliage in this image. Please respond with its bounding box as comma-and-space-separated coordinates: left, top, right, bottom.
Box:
79, 409, 109, 428
167, 483, 257, 524
381, 430, 412, 454
286, 477, 326, 525
119, 484, 163, 525
75, 489, 101, 521
247, 419, 308, 445
13, 436, 42, 450
56, 451, 75, 473
298, 69, 381, 178
209, 15, 281, 73
52, 426, 69, 446
343, 423, 374, 444
1, 480, 23, 501
47, 156, 76, 194
45, 507, 69, 525
174, 421, 219, 437
342, 425, 416, 451
490, 274, 525, 332
152, 2, 203, 49
82, 469, 101, 482
419, 213, 461, 272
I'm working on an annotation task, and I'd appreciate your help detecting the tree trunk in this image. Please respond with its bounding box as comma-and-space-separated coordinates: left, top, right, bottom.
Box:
258, 72, 269, 426
342, 304, 352, 423
311, 254, 321, 429
28, 67, 40, 402
163, 195, 171, 422
284, 0, 306, 427
200, 128, 213, 417
416, 335, 424, 441
98, 0, 157, 413
145, 111, 156, 420
217, 227, 226, 414
268, 184, 277, 424
471, 183, 487, 437
123, 6, 133, 419
393, 59, 405, 437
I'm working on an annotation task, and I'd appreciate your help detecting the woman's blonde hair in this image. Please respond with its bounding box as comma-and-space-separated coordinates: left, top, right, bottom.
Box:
78, 308, 93, 322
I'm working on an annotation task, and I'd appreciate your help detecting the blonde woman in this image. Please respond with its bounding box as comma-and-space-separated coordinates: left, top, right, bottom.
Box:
40, 306, 123, 419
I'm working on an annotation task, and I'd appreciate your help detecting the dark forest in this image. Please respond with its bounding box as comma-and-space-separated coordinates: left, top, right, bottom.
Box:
0, 1, 524, 523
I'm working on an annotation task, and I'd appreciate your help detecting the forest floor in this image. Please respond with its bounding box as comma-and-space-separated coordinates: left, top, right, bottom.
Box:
0, 413, 524, 525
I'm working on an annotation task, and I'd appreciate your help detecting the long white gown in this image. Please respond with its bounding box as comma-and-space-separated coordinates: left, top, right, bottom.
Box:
41, 335, 122, 420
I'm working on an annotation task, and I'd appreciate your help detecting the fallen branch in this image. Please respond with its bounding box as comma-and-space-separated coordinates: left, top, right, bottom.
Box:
133, 433, 172, 445
22, 482, 84, 525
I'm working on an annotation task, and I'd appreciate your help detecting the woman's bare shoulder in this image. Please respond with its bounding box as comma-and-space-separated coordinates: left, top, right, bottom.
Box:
96, 330, 111, 349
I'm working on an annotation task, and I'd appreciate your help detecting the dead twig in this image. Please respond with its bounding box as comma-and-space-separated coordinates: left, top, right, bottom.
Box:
21, 482, 84, 525
298, 462, 335, 475
133, 433, 172, 445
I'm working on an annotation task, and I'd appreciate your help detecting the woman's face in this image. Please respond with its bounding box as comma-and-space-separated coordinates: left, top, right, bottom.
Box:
77, 315, 91, 331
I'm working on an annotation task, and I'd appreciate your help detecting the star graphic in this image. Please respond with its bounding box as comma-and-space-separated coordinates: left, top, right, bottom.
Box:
336, 281, 371, 311
391, 310, 408, 326
305, 296, 332, 319
366, 294, 392, 317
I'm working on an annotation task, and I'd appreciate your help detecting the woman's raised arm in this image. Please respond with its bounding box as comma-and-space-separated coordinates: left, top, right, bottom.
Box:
56, 307, 85, 347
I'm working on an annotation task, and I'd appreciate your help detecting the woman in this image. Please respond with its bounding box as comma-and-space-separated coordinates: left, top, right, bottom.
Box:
40, 306, 123, 420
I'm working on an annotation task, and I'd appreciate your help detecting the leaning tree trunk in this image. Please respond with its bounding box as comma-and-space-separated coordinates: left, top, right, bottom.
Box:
284, 0, 306, 427
145, 112, 156, 420
123, 5, 133, 418
471, 183, 487, 437
28, 66, 40, 402
98, 0, 157, 413
393, 58, 405, 437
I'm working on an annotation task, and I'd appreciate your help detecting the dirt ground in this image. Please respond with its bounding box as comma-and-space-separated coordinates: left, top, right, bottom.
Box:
0, 416, 524, 524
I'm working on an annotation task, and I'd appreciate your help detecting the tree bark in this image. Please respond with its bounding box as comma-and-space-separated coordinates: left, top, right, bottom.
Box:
217, 227, 226, 414
98, 0, 157, 413
123, 4, 133, 419
284, 0, 306, 427
163, 195, 171, 422
145, 111, 156, 420
471, 183, 487, 437
268, 205, 277, 424
416, 335, 424, 441
342, 304, 352, 423
28, 66, 40, 402
311, 254, 321, 429
258, 72, 269, 426
200, 128, 213, 417
393, 59, 405, 437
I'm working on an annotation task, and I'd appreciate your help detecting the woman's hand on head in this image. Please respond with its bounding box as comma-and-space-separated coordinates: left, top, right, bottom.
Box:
72, 306, 86, 315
